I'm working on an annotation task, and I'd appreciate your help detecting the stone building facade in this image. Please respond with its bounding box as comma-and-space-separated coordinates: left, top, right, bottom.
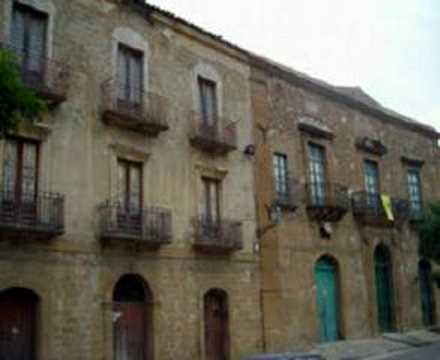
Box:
0, 0, 439, 359
0, 1, 262, 359
250, 64, 440, 352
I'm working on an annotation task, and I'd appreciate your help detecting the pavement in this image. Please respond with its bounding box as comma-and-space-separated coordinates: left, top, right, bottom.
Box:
314, 329, 440, 360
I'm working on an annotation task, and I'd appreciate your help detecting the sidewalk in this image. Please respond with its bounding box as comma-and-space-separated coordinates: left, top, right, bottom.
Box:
314, 329, 440, 360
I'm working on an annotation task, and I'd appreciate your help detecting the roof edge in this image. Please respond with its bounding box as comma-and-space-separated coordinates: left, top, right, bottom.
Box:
127, 1, 439, 139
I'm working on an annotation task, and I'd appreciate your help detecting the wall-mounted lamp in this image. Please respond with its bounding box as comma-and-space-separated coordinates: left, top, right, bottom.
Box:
244, 144, 256, 156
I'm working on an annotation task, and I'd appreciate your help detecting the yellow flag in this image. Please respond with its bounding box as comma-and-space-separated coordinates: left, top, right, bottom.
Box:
381, 194, 394, 221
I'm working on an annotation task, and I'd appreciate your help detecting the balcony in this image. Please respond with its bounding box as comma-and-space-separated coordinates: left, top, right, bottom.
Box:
352, 191, 411, 226
192, 216, 243, 253
189, 113, 237, 155
2, 43, 69, 106
0, 190, 65, 241
101, 79, 169, 136
409, 201, 425, 223
273, 177, 298, 212
305, 182, 349, 222
98, 200, 172, 248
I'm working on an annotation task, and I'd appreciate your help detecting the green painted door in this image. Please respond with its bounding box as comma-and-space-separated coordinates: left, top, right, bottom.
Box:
419, 260, 436, 326
374, 246, 394, 332
315, 257, 339, 342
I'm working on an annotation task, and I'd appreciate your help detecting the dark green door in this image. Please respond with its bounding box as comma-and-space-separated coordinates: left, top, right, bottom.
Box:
419, 260, 436, 326
374, 246, 394, 332
315, 257, 339, 342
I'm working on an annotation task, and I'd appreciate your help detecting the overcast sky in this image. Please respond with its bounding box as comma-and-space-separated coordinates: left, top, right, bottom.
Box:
148, 0, 440, 131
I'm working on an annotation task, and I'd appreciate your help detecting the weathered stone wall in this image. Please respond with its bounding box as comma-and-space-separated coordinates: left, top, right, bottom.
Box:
252, 69, 440, 351
0, 1, 262, 359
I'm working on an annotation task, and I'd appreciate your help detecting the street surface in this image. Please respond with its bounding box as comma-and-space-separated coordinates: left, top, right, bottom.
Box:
370, 342, 440, 360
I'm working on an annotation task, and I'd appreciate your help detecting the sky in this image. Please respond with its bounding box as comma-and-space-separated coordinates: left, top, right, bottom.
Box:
147, 0, 440, 131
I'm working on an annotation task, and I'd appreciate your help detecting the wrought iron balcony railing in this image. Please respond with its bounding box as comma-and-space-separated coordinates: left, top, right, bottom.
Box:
1, 43, 69, 105
305, 182, 349, 222
98, 200, 172, 247
101, 79, 169, 136
192, 216, 243, 252
273, 177, 298, 211
409, 200, 425, 222
0, 190, 65, 240
189, 113, 238, 155
352, 191, 411, 226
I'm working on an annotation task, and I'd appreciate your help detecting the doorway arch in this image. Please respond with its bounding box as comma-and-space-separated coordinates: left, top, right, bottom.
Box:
314, 255, 341, 342
374, 245, 395, 332
204, 288, 229, 360
419, 259, 436, 326
113, 274, 153, 360
0, 287, 39, 359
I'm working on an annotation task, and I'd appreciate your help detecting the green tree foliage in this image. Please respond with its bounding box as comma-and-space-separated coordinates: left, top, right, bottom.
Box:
418, 202, 440, 263
0, 49, 46, 136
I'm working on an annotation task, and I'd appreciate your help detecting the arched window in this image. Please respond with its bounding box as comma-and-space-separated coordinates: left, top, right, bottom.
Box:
314, 255, 341, 342
0, 287, 40, 359
374, 244, 395, 332
204, 288, 229, 360
113, 274, 153, 360
419, 259, 436, 326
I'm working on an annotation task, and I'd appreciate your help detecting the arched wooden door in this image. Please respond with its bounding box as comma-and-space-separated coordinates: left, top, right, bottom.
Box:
315, 256, 340, 342
204, 289, 229, 360
374, 245, 395, 332
113, 275, 153, 360
419, 260, 436, 326
0, 288, 39, 360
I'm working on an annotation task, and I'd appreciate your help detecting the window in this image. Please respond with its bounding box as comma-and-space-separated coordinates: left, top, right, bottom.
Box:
273, 153, 288, 198
364, 160, 380, 208
3, 139, 38, 201
198, 77, 218, 126
407, 168, 423, 216
202, 177, 220, 223
11, 3, 48, 74
117, 44, 143, 104
308, 144, 326, 205
364, 160, 379, 194
118, 160, 142, 211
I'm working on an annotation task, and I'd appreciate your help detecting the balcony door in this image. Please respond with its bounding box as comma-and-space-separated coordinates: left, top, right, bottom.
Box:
198, 77, 218, 137
11, 3, 48, 84
202, 178, 220, 224
364, 160, 380, 210
2, 139, 38, 222
117, 160, 142, 234
309, 144, 326, 206
117, 45, 143, 110
407, 169, 423, 218
273, 153, 289, 202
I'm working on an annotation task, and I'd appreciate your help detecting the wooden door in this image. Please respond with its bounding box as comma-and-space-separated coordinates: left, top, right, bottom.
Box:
113, 303, 146, 360
0, 290, 37, 360
374, 246, 395, 332
204, 290, 229, 360
419, 260, 436, 326
315, 258, 339, 342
